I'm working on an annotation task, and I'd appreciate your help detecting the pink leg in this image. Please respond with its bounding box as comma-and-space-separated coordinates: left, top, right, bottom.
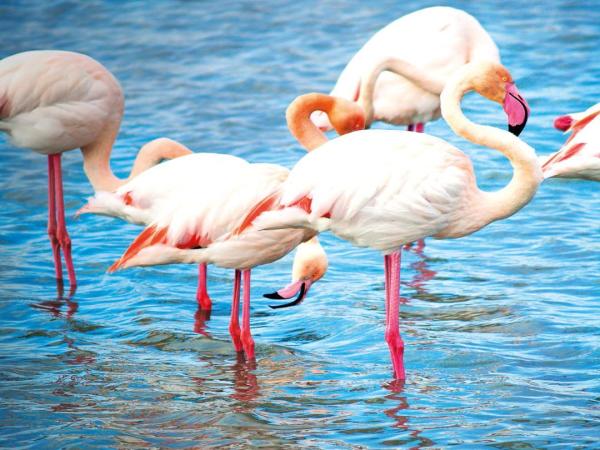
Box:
196, 263, 212, 310
229, 270, 243, 352
47, 155, 63, 282
240, 269, 255, 360
385, 251, 405, 380
416, 122, 425, 133
52, 154, 77, 293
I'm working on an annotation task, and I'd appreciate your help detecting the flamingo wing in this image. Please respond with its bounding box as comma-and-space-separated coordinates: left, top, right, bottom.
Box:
0, 50, 123, 154
110, 161, 291, 270
279, 129, 474, 251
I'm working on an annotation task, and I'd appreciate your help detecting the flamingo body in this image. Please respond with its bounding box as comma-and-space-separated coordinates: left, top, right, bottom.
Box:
262, 62, 539, 379
104, 153, 318, 358
313, 7, 499, 129
105, 154, 314, 271
542, 103, 600, 181
0, 50, 123, 155
0, 50, 193, 293
271, 130, 479, 251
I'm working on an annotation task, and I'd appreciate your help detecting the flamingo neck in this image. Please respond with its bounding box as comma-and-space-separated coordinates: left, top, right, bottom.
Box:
358, 58, 445, 126
286, 93, 334, 151
440, 71, 542, 225
81, 120, 122, 191
82, 125, 194, 192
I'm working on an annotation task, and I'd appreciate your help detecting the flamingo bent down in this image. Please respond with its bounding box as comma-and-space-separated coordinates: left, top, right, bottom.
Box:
83, 97, 365, 357
81, 94, 365, 308
0, 50, 192, 294
311, 6, 500, 135
542, 103, 600, 181
257, 61, 540, 379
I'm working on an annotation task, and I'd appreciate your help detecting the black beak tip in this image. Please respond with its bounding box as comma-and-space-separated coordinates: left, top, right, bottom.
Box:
263, 291, 284, 300
268, 283, 306, 309
508, 123, 525, 136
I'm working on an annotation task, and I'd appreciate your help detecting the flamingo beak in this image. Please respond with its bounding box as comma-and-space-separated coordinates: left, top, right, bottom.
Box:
554, 115, 573, 131
264, 279, 313, 309
503, 83, 530, 136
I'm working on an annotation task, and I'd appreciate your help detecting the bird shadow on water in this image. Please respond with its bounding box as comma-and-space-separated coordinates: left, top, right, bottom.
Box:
381, 379, 436, 449
191, 305, 261, 403
29, 280, 79, 319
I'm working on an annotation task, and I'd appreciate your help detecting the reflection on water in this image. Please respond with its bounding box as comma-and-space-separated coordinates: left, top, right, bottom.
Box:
1, 0, 599, 447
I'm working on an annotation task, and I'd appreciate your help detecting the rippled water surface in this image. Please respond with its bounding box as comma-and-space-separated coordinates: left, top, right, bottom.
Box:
1, 1, 599, 448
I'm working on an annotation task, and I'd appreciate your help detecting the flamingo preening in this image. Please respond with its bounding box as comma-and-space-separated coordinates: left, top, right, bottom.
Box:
81, 93, 364, 309
0, 50, 193, 294
257, 61, 539, 379
83, 96, 364, 358
311, 6, 500, 135
542, 103, 600, 181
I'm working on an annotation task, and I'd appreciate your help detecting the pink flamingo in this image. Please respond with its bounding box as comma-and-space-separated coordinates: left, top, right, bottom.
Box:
311, 6, 500, 135
81, 93, 363, 309
257, 61, 539, 379
542, 103, 600, 180
104, 155, 321, 360
0, 50, 192, 294
265, 93, 365, 303
88, 97, 364, 358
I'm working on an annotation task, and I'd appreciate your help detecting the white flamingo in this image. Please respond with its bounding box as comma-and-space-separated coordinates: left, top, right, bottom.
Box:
542, 103, 600, 181
0, 50, 192, 293
257, 61, 539, 379
81, 93, 364, 309
84, 96, 364, 357
311, 6, 500, 134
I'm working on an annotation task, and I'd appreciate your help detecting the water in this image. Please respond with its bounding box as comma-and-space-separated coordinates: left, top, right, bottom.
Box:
1, 0, 599, 447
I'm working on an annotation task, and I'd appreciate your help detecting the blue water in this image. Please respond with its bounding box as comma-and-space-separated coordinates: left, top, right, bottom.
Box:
1, 0, 599, 448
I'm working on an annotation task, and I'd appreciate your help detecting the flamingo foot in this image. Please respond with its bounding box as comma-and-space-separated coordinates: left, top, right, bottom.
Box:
229, 270, 243, 352
196, 263, 212, 310
51, 154, 77, 294
384, 251, 406, 380
241, 269, 255, 360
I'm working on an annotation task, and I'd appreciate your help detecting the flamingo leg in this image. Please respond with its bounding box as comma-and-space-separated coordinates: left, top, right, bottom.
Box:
229, 270, 243, 352
196, 263, 212, 310
385, 251, 405, 380
240, 269, 255, 360
47, 155, 63, 282
52, 154, 77, 293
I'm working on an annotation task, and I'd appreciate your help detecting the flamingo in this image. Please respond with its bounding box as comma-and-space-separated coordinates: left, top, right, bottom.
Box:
542, 103, 600, 181
0, 50, 193, 294
256, 61, 539, 379
311, 6, 499, 135
81, 93, 364, 309
84, 97, 364, 358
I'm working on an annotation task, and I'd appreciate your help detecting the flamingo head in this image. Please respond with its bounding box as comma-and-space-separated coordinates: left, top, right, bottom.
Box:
471, 62, 530, 136
329, 97, 366, 136
265, 237, 328, 309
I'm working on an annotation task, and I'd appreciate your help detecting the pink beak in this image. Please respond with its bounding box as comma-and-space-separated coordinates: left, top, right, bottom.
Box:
553, 115, 573, 131
264, 279, 313, 309
503, 82, 530, 136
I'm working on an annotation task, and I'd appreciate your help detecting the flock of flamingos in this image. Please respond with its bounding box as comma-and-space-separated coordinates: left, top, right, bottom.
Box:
0, 7, 598, 380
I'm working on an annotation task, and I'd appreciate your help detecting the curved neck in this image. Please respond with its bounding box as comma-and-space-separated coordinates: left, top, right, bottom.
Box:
441, 76, 542, 224
358, 57, 445, 125
286, 93, 335, 151
82, 125, 193, 192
